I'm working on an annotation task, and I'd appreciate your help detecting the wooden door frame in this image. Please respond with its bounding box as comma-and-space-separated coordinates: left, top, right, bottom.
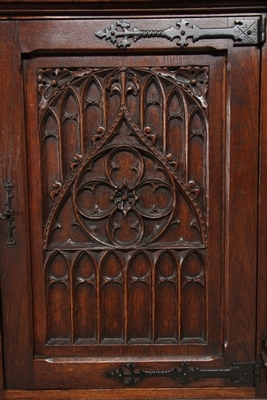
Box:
0, 300, 4, 398
0, 20, 34, 392
257, 30, 267, 399
0, 1, 267, 399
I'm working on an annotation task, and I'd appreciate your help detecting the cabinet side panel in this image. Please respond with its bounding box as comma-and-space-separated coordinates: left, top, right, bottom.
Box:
0, 21, 34, 388
225, 46, 260, 363
257, 33, 267, 398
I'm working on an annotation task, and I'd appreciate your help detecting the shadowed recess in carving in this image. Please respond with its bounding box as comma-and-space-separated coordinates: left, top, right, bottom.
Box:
39, 66, 209, 346
46, 251, 71, 344
181, 250, 206, 342
155, 250, 179, 343
44, 248, 207, 345
40, 67, 208, 249
73, 252, 97, 343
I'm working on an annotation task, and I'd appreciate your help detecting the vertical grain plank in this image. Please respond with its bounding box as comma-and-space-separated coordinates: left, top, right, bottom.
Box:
257, 36, 267, 398
0, 21, 34, 388
0, 300, 4, 396
225, 45, 260, 363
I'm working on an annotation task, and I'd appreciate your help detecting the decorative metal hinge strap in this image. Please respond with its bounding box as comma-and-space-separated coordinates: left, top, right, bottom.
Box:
0, 182, 16, 247
96, 17, 266, 49
105, 361, 260, 387
262, 334, 267, 367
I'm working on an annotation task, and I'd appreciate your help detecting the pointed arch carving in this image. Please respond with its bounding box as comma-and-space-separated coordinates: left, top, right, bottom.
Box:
39, 67, 208, 249
38, 65, 210, 346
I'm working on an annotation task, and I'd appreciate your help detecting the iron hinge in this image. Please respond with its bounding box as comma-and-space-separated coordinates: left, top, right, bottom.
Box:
262, 334, 267, 367
0, 181, 15, 247
259, 17, 266, 44
96, 16, 266, 49
105, 361, 260, 387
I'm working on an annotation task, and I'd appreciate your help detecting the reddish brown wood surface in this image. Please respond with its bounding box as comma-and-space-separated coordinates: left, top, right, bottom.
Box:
224, 45, 260, 364
19, 18, 229, 53
3, 387, 256, 400
0, 21, 34, 389
0, 2, 266, 399
257, 34, 267, 399
23, 53, 224, 366
0, 0, 266, 20
0, 300, 4, 398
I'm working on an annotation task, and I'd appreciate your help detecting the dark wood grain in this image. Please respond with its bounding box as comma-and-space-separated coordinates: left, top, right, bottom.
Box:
22, 53, 224, 367
257, 35, 267, 399
0, 1, 266, 398
224, 45, 260, 363
0, 1, 266, 20
19, 18, 229, 54
0, 300, 4, 398
0, 21, 34, 389
3, 387, 256, 400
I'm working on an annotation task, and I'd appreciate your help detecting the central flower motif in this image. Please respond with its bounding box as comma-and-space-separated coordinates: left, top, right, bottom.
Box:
111, 182, 138, 216
75, 147, 175, 247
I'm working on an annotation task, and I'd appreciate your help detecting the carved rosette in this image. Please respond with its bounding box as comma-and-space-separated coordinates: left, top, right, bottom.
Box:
73, 147, 176, 247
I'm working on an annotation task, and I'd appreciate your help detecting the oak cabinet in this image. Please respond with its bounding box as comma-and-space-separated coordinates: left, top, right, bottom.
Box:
0, 1, 267, 399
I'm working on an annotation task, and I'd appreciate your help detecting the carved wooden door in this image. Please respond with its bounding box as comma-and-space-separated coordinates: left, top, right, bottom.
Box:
31, 57, 219, 364
0, 14, 264, 399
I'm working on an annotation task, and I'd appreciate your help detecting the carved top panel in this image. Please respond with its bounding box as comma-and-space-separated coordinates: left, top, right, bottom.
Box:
38, 66, 208, 250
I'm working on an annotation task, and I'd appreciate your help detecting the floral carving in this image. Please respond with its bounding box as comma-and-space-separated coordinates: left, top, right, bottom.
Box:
156, 66, 209, 108
175, 67, 208, 108
38, 67, 93, 110
111, 184, 138, 216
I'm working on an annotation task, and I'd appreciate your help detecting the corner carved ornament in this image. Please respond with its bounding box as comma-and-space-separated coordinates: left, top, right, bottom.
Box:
38, 66, 208, 111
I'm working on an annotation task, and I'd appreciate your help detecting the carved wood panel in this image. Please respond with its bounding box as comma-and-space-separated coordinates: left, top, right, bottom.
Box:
38, 66, 209, 347
0, 10, 262, 395
22, 53, 225, 361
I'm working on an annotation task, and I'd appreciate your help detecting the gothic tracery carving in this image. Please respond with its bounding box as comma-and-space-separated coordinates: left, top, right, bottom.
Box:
39, 65, 209, 345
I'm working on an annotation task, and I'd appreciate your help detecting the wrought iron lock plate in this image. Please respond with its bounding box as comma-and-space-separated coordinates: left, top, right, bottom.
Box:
96, 17, 266, 49
105, 361, 260, 387
0, 181, 16, 247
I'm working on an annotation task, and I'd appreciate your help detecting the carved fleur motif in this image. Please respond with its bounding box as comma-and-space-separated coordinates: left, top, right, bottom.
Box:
38, 67, 93, 110
107, 67, 141, 104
